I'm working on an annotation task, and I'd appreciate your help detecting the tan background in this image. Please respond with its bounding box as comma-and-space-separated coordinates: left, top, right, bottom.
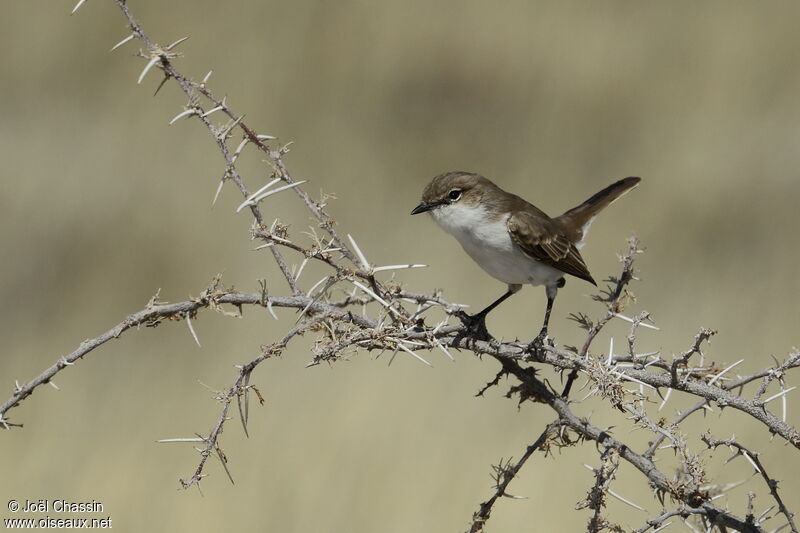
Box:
2, 1, 799, 531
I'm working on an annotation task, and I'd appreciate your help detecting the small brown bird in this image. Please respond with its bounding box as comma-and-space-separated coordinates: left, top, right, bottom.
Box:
411, 172, 641, 343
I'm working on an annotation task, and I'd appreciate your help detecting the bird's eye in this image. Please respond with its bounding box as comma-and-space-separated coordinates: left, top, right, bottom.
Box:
448, 189, 462, 201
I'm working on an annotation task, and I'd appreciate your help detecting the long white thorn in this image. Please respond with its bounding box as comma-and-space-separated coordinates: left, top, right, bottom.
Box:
294, 257, 309, 283
612, 370, 655, 390
741, 450, 761, 473
643, 354, 662, 367
607, 337, 614, 365
157, 437, 205, 443
306, 276, 330, 297
431, 320, 447, 334
219, 114, 244, 139
372, 264, 427, 272
351, 281, 400, 317
246, 181, 306, 209
169, 108, 196, 125
411, 303, 434, 318
762, 386, 796, 405
781, 380, 788, 422
236, 181, 306, 212
579, 388, 597, 402
756, 505, 775, 523
607, 489, 646, 511
186, 314, 201, 348
166, 36, 190, 50
394, 338, 427, 347
658, 387, 673, 411
231, 138, 249, 163
347, 234, 370, 270
201, 105, 224, 118
707, 359, 744, 386
266, 299, 278, 320
235, 178, 281, 212
720, 479, 747, 493
71, 0, 87, 14
396, 343, 432, 367
613, 313, 660, 330
267, 235, 292, 245
110, 34, 135, 52
138, 55, 161, 85
296, 278, 337, 323
434, 340, 455, 361
211, 179, 225, 207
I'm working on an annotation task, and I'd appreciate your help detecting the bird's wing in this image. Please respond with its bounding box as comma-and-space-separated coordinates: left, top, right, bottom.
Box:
507, 210, 596, 285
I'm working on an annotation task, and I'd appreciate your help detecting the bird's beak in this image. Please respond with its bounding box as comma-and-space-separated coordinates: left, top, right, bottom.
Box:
411, 201, 437, 215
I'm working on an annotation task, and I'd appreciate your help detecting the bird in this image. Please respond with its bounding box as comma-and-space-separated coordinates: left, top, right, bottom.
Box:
411, 171, 641, 345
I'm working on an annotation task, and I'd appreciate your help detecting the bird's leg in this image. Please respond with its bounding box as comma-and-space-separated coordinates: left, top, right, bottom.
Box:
455, 285, 520, 340
529, 284, 558, 356
539, 290, 556, 338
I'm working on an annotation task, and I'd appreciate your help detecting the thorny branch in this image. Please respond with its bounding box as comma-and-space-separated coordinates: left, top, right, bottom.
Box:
3, 2, 798, 531
702, 434, 798, 533
468, 421, 560, 533
579, 446, 624, 533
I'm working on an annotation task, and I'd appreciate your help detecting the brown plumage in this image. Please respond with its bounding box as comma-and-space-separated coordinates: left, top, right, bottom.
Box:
510, 176, 642, 285
412, 171, 640, 342
507, 210, 595, 285
419, 171, 640, 285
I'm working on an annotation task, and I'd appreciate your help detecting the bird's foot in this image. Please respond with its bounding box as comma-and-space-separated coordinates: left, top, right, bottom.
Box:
526, 328, 552, 361
454, 310, 493, 341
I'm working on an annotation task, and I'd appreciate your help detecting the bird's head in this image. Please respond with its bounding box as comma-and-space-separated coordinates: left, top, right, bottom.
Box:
410, 171, 488, 217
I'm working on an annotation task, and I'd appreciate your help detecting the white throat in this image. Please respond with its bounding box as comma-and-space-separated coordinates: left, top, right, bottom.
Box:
430, 202, 494, 238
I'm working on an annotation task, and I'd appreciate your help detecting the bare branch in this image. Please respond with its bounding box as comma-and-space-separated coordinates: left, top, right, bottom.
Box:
702, 434, 798, 533
467, 421, 559, 533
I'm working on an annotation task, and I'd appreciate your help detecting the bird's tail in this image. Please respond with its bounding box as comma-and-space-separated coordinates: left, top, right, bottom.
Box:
557, 177, 641, 244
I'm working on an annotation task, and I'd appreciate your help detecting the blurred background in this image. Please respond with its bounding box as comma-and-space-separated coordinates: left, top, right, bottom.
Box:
2, 1, 799, 531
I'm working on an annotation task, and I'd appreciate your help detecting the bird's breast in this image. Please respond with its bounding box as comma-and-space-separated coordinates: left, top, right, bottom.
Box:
431, 204, 561, 286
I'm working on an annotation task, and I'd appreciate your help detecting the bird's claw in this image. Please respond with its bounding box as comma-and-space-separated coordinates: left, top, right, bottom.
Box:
454, 311, 492, 341
526, 329, 552, 360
